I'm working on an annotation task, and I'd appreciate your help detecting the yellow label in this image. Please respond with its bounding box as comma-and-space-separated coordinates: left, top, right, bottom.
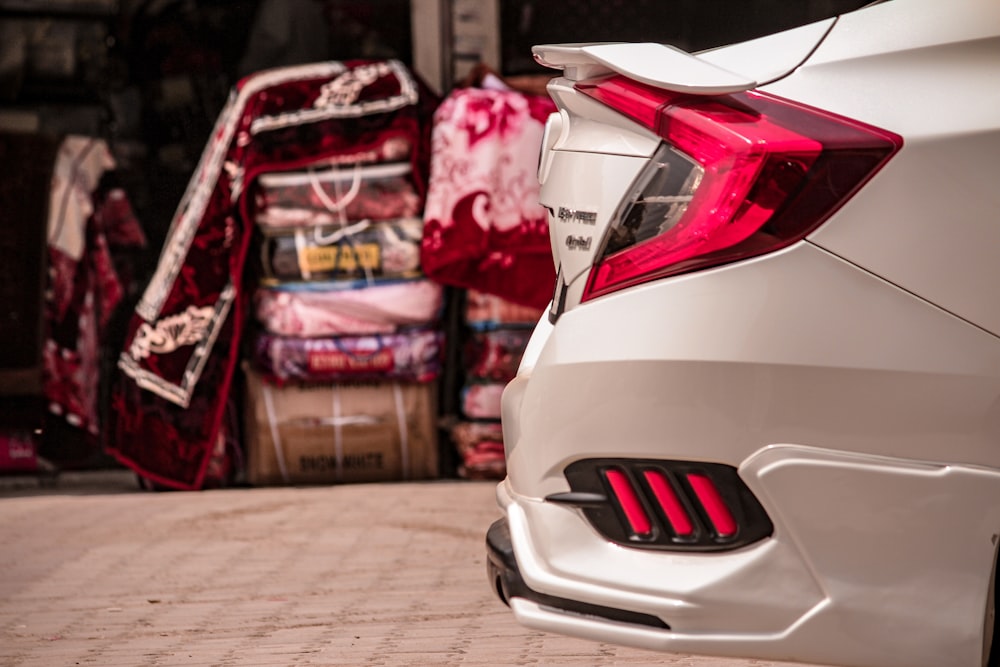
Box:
301, 243, 381, 273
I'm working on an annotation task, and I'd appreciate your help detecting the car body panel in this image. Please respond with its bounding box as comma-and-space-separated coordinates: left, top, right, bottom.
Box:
492, 0, 1000, 665
537, 149, 648, 287
762, 0, 1000, 335
570, 43, 756, 93
503, 243, 1000, 497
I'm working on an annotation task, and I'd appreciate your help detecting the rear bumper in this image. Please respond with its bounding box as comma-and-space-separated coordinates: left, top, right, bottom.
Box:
486, 517, 669, 631
492, 447, 1000, 667
492, 244, 1000, 667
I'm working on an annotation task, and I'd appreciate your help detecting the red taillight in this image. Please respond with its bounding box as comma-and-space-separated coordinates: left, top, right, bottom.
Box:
575, 75, 902, 301
603, 468, 653, 537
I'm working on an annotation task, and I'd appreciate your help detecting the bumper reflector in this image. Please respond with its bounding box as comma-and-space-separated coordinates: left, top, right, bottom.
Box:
643, 469, 695, 537
687, 472, 738, 538
604, 468, 653, 537
554, 458, 773, 552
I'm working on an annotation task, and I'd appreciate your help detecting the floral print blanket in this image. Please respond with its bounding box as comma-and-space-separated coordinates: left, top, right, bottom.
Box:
420, 87, 557, 310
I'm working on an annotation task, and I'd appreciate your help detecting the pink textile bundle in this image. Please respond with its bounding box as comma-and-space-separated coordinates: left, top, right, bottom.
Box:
254, 279, 444, 337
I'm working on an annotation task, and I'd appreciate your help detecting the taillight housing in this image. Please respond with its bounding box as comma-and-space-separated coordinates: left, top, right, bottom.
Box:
575, 75, 902, 301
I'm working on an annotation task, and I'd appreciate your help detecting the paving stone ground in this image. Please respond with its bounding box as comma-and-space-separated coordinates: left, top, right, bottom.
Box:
0, 471, 820, 666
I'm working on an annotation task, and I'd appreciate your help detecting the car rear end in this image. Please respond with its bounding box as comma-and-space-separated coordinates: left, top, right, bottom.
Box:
488, 1, 1000, 666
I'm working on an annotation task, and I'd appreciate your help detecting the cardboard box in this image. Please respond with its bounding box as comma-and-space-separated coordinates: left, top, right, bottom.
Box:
243, 366, 439, 486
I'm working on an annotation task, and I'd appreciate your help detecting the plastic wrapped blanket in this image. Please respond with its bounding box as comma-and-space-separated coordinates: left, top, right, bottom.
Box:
255, 161, 421, 228
420, 87, 557, 309
254, 278, 443, 337
460, 382, 505, 420
450, 421, 505, 480
464, 288, 545, 329
464, 328, 531, 383
257, 217, 423, 283
251, 327, 443, 384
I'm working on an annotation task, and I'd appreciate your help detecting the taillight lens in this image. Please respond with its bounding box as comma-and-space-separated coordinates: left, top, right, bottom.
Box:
576, 75, 902, 301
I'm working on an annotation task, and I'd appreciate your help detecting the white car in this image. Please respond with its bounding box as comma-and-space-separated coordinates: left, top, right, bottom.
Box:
486, 1, 1000, 666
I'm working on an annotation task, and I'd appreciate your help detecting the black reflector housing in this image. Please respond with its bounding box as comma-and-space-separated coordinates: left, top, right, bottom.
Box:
553, 458, 773, 552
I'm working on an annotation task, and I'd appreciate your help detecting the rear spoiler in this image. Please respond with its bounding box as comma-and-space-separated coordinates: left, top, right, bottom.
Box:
532, 17, 837, 95
532, 42, 756, 94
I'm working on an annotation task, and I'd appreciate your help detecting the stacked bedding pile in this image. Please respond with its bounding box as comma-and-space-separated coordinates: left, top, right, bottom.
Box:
244, 156, 444, 485
452, 289, 543, 479
109, 59, 442, 490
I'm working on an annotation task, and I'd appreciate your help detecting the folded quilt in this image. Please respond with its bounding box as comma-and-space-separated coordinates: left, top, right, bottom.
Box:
255, 161, 421, 228
254, 278, 444, 337
450, 420, 505, 480
257, 216, 423, 283
251, 327, 443, 384
460, 382, 505, 420
464, 328, 532, 383
464, 288, 545, 330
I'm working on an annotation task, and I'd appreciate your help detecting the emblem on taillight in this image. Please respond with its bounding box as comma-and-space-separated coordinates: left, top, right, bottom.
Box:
557, 206, 598, 225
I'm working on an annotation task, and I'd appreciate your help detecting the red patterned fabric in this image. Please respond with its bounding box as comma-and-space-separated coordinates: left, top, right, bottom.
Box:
420, 87, 558, 309
109, 60, 436, 490
0, 431, 38, 473
44, 136, 146, 439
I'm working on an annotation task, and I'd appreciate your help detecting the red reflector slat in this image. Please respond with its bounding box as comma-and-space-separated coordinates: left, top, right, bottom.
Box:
604, 468, 652, 537
687, 473, 738, 538
643, 470, 694, 537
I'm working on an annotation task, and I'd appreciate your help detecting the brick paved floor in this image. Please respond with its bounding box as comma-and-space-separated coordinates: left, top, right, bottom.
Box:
0, 472, 820, 666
